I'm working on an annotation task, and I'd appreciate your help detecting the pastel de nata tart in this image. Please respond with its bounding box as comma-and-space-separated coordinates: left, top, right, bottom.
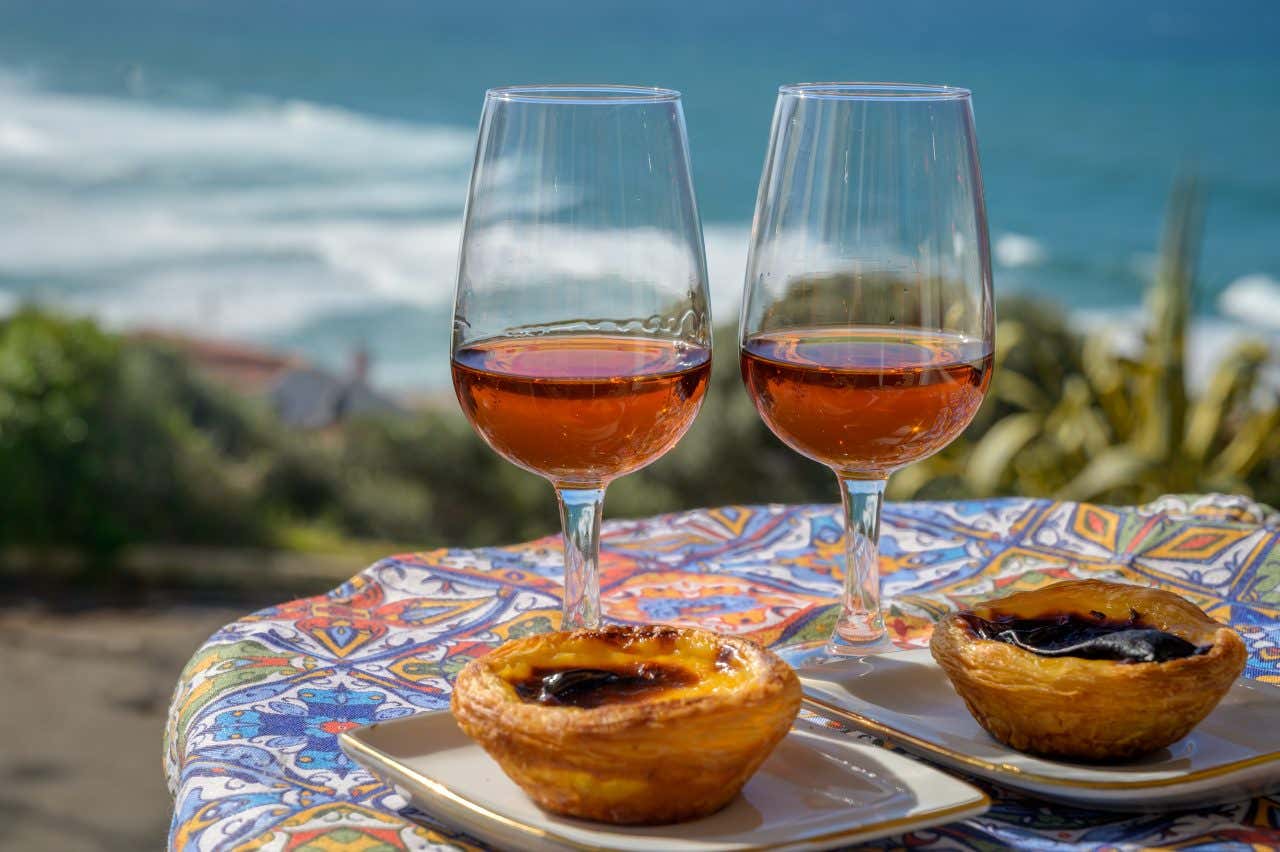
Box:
930, 579, 1246, 761
450, 624, 801, 825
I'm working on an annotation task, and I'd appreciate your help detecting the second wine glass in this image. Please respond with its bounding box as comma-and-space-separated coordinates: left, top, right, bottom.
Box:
452, 85, 712, 631
740, 83, 995, 657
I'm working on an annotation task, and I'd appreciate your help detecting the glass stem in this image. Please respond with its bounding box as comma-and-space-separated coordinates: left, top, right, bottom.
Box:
555, 485, 606, 630
830, 474, 888, 651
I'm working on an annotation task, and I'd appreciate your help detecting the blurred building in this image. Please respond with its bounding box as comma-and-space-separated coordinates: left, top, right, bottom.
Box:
133, 332, 401, 428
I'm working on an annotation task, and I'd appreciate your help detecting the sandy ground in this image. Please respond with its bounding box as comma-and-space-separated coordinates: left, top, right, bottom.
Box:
0, 603, 250, 851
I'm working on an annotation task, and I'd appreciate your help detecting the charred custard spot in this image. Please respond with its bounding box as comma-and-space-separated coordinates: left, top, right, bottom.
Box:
512, 664, 698, 708
590, 625, 680, 653
715, 644, 744, 672
959, 610, 1211, 663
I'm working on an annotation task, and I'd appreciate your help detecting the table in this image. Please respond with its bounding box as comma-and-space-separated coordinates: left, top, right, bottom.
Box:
165, 494, 1280, 850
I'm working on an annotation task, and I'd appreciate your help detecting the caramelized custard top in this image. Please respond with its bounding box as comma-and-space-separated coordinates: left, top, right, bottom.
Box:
495, 626, 753, 708
960, 609, 1210, 663
512, 664, 698, 708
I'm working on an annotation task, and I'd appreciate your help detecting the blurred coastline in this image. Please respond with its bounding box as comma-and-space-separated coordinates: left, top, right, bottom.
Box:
2, 1, 1279, 391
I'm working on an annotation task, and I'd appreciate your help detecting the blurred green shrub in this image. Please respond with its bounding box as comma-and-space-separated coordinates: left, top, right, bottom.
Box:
0, 309, 268, 563
890, 176, 1280, 507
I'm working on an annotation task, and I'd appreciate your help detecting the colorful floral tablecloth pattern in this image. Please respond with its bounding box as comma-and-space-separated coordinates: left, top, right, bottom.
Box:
165, 494, 1280, 850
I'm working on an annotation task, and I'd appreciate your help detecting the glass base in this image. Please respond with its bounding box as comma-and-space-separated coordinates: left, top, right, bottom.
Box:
772, 633, 898, 670
826, 630, 896, 656
832, 611, 887, 646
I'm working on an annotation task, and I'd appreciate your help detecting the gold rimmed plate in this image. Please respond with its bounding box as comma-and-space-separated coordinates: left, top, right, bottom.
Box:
798, 648, 1280, 810
340, 710, 988, 852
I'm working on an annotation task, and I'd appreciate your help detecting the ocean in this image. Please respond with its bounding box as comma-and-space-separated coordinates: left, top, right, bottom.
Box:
1, 0, 1278, 389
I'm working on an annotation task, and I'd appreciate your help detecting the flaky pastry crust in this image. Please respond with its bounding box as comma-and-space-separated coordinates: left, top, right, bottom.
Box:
930, 579, 1247, 761
451, 624, 801, 824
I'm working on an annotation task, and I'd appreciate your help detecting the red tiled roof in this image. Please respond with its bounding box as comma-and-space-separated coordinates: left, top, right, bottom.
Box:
131, 330, 308, 395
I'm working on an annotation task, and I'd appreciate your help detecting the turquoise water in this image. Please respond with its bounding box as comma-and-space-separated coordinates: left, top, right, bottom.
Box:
1, 0, 1277, 388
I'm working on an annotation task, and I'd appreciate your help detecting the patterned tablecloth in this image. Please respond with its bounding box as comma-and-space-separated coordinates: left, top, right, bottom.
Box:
165, 494, 1280, 850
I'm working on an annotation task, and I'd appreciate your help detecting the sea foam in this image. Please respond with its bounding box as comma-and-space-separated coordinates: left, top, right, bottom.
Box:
0, 74, 761, 348
994, 232, 1047, 268
1220, 273, 1280, 330
0, 72, 473, 329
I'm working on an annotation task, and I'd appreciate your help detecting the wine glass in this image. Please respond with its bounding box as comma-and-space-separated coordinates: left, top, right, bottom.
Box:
451, 86, 712, 630
740, 83, 994, 658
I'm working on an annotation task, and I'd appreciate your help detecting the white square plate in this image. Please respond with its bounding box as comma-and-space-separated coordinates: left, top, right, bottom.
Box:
340, 710, 988, 851
799, 648, 1280, 811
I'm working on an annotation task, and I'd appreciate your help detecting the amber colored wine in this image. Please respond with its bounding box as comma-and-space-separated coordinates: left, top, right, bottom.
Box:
452, 334, 711, 485
741, 327, 992, 474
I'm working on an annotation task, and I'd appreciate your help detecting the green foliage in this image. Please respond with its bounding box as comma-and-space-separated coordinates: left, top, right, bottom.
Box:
0, 309, 268, 563
321, 411, 556, 544
891, 177, 1279, 508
